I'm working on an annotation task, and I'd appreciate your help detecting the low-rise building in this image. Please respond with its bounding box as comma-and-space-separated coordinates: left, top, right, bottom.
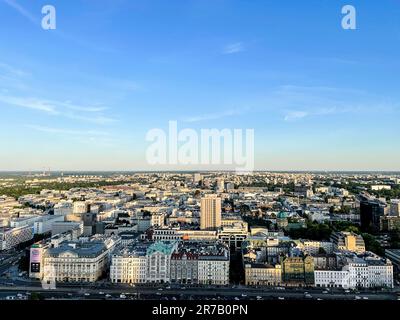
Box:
42, 240, 114, 282
110, 244, 147, 284
281, 255, 314, 286
244, 263, 282, 286
197, 242, 230, 286
330, 231, 365, 254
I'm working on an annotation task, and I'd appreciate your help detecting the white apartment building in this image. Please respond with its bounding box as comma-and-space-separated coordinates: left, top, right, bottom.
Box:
10, 215, 40, 228
110, 247, 147, 284
33, 215, 65, 234
348, 258, 393, 288
198, 255, 230, 286
315, 255, 393, 289
314, 269, 350, 289
54, 201, 73, 216
146, 241, 177, 283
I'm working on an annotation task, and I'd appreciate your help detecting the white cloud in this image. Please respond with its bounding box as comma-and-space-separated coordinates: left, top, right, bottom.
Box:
26, 125, 110, 136
182, 107, 249, 123
0, 94, 117, 124
0, 62, 30, 78
222, 42, 244, 55
284, 111, 308, 121
0, 95, 58, 114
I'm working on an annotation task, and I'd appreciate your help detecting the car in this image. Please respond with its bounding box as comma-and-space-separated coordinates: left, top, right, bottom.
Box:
120, 294, 126, 299
156, 292, 162, 296
304, 294, 312, 299
6, 296, 16, 300
165, 286, 171, 290
363, 296, 369, 300
241, 293, 247, 297
171, 296, 177, 300
355, 296, 361, 300
322, 290, 329, 294
256, 296, 262, 300
317, 298, 323, 301
84, 293, 90, 296
345, 290, 351, 293
234, 297, 240, 301
278, 297, 285, 300
158, 288, 163, 291
99, 292, 105, 295
105, 294, 112, 298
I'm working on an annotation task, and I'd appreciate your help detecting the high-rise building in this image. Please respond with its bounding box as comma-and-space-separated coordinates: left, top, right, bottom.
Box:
360, 196, 385, 232
200, 195, 222, 230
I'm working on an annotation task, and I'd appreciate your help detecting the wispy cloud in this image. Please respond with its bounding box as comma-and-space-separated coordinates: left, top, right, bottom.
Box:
0, 62, 30, 78
284, 107, 341, 121
2, 0, 39, 25
222, 42, 244, 55
0, 95, 58, 114
182, 107, 249, 123
275, 85, 393, 122
0, 94, 117, 124
26, 125, 110, 136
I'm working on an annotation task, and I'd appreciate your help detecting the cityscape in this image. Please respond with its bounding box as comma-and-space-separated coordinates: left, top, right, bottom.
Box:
0, 171, 400, 302
1, 0, 400, 314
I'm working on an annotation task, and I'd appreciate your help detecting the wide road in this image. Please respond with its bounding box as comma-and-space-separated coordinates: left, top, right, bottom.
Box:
0, 284, 398, 301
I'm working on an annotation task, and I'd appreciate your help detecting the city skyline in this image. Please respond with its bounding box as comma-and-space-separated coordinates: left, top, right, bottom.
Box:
1, 0, 400, 171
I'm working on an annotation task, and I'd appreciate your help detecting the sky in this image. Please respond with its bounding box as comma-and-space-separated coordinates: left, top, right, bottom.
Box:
0, 0, 400, 172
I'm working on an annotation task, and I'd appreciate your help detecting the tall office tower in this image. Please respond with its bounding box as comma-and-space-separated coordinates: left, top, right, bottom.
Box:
360, 195, 385, 232
200, 195, 222, 230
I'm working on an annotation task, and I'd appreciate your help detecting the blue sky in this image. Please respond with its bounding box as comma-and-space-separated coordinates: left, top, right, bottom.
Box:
0, 0, 400, 171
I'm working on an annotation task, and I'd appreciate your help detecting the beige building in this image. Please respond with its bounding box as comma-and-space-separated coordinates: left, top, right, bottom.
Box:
330, 231, 365, 253
200, 195, 221, 230
244, 263, 282, 286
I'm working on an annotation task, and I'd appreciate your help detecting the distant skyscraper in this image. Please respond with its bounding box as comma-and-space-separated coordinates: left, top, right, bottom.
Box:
216, 178, 225, 192
193, 173, 202, 185
200, 195, 221, 230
